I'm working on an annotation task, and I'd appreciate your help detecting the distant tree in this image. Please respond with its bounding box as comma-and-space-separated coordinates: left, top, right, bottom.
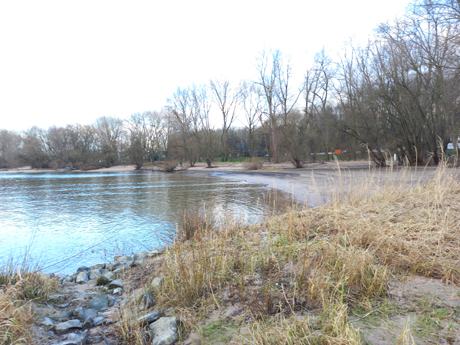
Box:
209, 79, 241, 161
0, 130, 22, 168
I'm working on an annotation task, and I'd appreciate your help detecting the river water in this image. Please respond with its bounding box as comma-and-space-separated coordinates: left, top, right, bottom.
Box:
0, 171, 289, 274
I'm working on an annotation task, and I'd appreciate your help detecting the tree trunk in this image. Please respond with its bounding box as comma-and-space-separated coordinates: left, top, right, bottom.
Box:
206, 158, 212, 168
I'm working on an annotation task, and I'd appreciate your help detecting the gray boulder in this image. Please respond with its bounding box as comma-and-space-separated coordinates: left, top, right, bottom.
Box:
61, 275, 75, 285
39, 316, 56, 328
149, 317, 178, 345
54, 319, 83, 334
76, 266, 90, 273
48, 310, 73, 321
114, 255, 131, 263
138, 311, 160, 325
139, 291, 154, 311
52, 332, 87, 345
73, 307, 97, 322
75, 272, 89, 284
89, 269, 102, 280
90, 263, 106, 270
86, 292, 108, 311
151, 277, 163, 292
113, 287, 123, 295
93, 316, 105, 326
147, 248, 164, 257
108, 279, 123, 289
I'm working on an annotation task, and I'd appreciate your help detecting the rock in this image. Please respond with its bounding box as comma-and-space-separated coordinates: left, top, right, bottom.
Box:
39, 316, 56, 327
163, 308, 174, 317
132, 257, 145, 267
56, 303, 69, 308
151, 277, 163, 292
147, 248, 164, 257
93, 316, 105, 326
149, 317, 178, 345
89, 269, 102, 280
138, 311, 160, 324
54, 319, 83, 334
133, 251, 148, 261
48, 310, 73, 321
102, 272, 117, 281
113, 262, 132, 273
49, 294, 66, 303
132, 252, 148, 266
52, 332, 88, 345
76, 266, 90, 273
114, 255, 131, 263
76, 272, 89, 284
90, 263, 106, 270
108, 279, 123, 289
108, 297, 117, 307
87, 292, 108, 311
73, 307, 97, 322
113, 287, 123, 295
61, 275, 75, 285
139, 291, 154, 311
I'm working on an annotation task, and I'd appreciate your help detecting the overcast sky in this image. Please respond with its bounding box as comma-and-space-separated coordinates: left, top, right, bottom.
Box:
0, 0, 412, 131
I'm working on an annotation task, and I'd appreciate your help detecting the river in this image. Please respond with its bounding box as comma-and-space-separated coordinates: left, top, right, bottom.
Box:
0, 171, 290, 274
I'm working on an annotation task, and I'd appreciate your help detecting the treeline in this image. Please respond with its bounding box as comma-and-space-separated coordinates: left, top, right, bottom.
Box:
1, 0, 459, 169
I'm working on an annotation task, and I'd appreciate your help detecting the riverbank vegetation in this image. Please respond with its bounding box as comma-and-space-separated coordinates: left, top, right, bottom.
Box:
1, 0, 459, 170
112, 165, 459, 344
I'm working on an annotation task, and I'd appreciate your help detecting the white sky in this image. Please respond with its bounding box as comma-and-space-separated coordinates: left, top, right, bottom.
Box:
0, 0, 411, 131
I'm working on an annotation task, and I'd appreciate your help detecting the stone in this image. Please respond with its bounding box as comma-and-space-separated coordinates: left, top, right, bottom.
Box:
102, 272, 117, 281
89, 269, 102, 280
49, 294, 66, 303
149, 317, 178, 345
132, 257, 145, 267
61, 276, 75, 285
93, 316, 105, 326
108, 297, 117, 307
151, 277, 163, 292
52, 332, 88, 345
39, 316, 56, 327
48, 310, 73, 321
113, 287, 123, 295
54, 319, 83, 334
90, 263, 106, 270
139, 291, 154, 311
114, 255, 131, 263
113, 262, 132, 273
108, 279, 123, 289
56, 303, 69, 308
76, 266, 90, 273
86, 292, 108, 311
147, 248, 164, 257
75, 272, 89, 284
138, 311, 160, 324
73, 307, 97, 322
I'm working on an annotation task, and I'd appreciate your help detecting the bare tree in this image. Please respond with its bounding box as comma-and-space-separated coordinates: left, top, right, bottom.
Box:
209, 79, 241, 161
241, 81, 263, 158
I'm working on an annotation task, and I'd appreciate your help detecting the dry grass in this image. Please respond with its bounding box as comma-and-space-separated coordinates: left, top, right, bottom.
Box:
245, 158, 264, 170
0, 263, 59, 344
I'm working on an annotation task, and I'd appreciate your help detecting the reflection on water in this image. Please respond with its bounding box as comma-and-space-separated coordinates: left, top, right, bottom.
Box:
0, 171, 290, 274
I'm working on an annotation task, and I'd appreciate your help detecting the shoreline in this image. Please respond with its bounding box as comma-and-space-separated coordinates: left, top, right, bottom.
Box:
1, 161, 443, 205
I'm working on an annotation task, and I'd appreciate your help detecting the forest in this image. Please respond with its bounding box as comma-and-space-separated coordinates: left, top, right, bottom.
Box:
1, 0, 459, 169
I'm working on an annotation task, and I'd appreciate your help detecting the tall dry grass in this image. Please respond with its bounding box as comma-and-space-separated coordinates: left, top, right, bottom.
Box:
0, 262, 59, 344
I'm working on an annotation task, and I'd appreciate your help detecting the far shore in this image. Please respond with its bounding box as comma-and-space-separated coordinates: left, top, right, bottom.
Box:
1, 160, 448, 205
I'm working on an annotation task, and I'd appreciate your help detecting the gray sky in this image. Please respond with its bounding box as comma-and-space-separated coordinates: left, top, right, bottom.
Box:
0, 0, 411, 131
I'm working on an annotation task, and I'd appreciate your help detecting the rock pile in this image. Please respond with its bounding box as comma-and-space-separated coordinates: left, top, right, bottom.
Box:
34, 247, 177, 345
